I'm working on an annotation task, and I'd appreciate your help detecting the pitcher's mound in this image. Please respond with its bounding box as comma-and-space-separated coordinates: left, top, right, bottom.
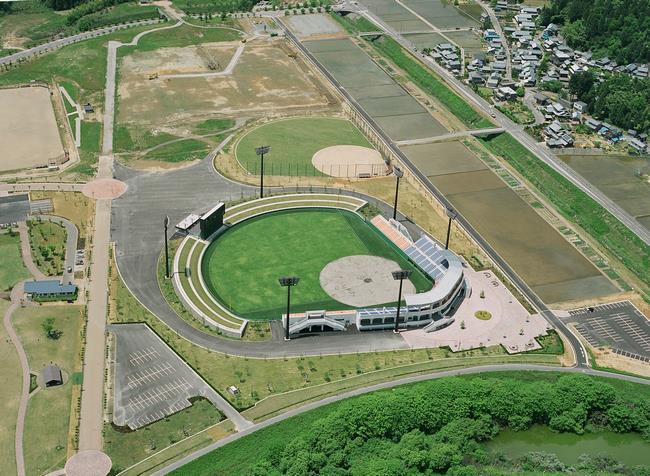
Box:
312, 145, 386, 177
320, 255, 415, 307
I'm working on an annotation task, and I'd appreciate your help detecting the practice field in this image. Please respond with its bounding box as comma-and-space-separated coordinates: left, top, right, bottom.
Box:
0, 87, 64, 172
117, 40, 329, 126
235, 117, 376, 176
201, 208, 432, 320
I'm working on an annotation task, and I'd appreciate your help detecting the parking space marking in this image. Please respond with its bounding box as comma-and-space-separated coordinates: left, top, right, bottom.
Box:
127, 362, 175, 389
128, 346, 160, 366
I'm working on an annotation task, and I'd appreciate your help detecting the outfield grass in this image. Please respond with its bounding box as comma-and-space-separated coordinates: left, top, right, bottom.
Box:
0, 231, 30, 291
13, 305, 84, 476
28, 219, 67, 276
235, 117, 373, 176
201, 208, 432, 319
104, 398, 223, 473
367, 36, 494, 129
480, 133, 650, 291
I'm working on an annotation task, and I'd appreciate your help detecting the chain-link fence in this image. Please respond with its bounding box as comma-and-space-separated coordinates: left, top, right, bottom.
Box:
239, 160, 389, 178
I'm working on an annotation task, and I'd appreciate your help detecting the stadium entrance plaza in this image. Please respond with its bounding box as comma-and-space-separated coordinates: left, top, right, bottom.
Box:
401, 267, 549, 353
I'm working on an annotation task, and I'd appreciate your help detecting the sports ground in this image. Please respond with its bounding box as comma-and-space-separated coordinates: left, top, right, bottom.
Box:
201, 208, 432, 320
235, 117, 378, 176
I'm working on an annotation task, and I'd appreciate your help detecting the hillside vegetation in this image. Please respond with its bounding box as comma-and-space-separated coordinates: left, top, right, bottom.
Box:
173, 373, 650, 476
540, 0, 650, 63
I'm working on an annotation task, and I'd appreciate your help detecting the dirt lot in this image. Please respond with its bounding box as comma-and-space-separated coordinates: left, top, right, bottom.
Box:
117, 38, 334, 126
0, 87, 64, 172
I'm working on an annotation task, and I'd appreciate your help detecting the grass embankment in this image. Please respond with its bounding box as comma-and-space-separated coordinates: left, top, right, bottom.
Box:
480, 133, 650, 291
28, 219, 67, 276
330, 11, 378, 34
13, 305, 84, 476
366, 36, 494, 129
171, 371, 648, 476
202, 208, 432, 319
104, 398, 224, 472
0, 230, 30, 291
235, 117, 373, 176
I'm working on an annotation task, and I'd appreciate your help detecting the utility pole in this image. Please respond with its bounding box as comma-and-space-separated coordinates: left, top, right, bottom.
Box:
279, 276, 300, 341
393, 167, 403, 220
256, 145, 270, 198
391, 270, 412, 333
164, 215, 170, 279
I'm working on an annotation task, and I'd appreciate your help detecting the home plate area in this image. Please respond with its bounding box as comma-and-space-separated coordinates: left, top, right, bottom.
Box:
111, 323, 219, 429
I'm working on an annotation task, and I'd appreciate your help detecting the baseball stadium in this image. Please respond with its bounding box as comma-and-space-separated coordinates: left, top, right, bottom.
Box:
171, 192, 468, 338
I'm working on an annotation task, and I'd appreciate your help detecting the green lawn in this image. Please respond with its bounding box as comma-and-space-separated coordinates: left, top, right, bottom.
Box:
28, 219, 67, 276
114, 124, 181, 153
13, 305, 84, 476
118, 23, 242, 55
330, 11, 378, 34
139, 138, 212, 163
0, 300, 20, 476
235, 117, 373, 176
367, 36, 494, 129
201, 208, 432, 319
0, 231, 30, 291
104, 398, 223, 473
480, 133, 650, 291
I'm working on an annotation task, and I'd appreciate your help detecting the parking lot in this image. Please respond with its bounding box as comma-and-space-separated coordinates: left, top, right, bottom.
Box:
111, 323, 247, 429
563, 301, 650, 361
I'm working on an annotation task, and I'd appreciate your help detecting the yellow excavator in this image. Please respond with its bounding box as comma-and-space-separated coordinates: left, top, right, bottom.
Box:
148, 72, 159, 80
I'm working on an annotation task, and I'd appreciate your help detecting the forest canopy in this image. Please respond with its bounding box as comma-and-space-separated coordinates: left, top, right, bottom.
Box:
540, 0, 650, 64
230, 374, 650, 476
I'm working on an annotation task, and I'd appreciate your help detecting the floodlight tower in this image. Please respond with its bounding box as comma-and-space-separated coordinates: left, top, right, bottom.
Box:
391, 269, 412, 333
392, 166, 403, 220
163, 215, 170, 279
256, 145, 271, 198
445, 208, 457, 250
279, 276, 300, 341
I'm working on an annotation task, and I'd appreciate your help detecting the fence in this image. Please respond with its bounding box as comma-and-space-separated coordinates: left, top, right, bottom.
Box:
238, 160, 389, 178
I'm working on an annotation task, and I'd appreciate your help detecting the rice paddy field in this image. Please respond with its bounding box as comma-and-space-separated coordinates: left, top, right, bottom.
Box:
303, 38, 448, 141
201, 208, 431, 320
559, 154, 650, 232
401, 140, 618, 304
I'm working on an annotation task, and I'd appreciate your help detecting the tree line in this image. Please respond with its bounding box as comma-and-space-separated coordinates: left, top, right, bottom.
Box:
540, 0, 650, 64
246, 374, 650, 475
570, 71, 650, 132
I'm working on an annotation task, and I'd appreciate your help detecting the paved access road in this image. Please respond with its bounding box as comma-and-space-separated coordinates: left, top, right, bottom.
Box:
153, 362, 650, 475
0, 19, 164, 67
355, 2, 650, 247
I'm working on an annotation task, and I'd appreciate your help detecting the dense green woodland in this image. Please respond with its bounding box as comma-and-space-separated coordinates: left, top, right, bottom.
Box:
182, 374, 650, 476
569, 71, 650, 132
540, 0, 650, 64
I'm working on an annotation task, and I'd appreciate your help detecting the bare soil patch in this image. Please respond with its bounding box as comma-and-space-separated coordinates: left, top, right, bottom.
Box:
312, 145, 387, 178
319, 255, 415, 307
0, 87, 64, 172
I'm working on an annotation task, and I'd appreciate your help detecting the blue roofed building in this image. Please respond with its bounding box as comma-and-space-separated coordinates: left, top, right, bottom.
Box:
24, 280, 78, 301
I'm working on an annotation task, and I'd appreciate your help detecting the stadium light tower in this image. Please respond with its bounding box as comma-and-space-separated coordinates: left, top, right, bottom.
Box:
256, 145, 271, 198
163, 215, 170, 279
392, 166, 403, 220
279, 276, 300, 341
391, 269, 412, 333
445, 208, 457, 250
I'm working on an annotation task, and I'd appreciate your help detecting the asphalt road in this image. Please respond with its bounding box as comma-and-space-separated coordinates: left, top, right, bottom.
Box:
278, 19, 589, 367
154, 362, 650, 475
0, 19, 164, 67
355, 4, 650, 247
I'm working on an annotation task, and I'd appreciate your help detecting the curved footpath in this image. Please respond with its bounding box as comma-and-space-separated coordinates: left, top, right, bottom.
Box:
153, 363, 650, 476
